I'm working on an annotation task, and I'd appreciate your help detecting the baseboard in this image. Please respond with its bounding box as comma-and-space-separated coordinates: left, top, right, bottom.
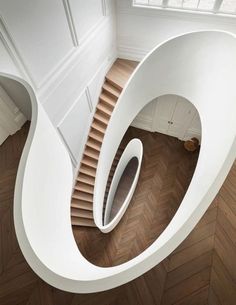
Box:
117, 45, 149, 61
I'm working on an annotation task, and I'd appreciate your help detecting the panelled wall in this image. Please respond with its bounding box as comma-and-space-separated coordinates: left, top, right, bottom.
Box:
0, 0, 117, 166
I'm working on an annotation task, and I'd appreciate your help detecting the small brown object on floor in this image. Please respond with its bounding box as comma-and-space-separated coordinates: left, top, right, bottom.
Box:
184, 137, 200, 152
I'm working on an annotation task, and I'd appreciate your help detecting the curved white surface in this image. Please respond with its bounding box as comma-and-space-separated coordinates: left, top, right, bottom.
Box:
11, 30, 236, 293
103, 138, 143, 233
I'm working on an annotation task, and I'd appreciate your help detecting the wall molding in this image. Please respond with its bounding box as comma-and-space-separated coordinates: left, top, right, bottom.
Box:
0, 15, 36, 88
57, 55, 116, 171
57, 127, 77, 167
57, 88, 91, 169
62, 0, 79, 46
85, 88, 93, 112
38, 16, 113, 103
102, 0, 107, 16
78, 4, 106, 46
0, 13, 76, 91
0, 1, 110, 94
118, 44, 148, 61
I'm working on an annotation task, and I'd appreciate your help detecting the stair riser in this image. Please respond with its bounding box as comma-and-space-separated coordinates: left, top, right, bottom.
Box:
71, 59, 137, 227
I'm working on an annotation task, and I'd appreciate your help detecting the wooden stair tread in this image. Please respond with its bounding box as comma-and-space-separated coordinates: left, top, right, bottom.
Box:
73, 190, 93, 202
83, 147, 99, 160
71, 208, 93, 219
106, 59, 138, 90
103, 82, 121, 98
71, 199, 93, 211
77, 173, 95, 186
94, 112, 109, 125
74, 182, 94, 194
100, 93, 117, 107
71, 217, 96, 227
80, 164, 96, 177
89, 129, 104, 143
92, 120, 107, 134
97, 103, 112, 116
87, 138, 101, 151
81, 156, 97, 169
71, 59, 137, 228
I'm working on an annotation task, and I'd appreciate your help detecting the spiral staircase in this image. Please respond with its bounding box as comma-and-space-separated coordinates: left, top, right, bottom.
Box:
13, 31, 236, 293
71, 59, 138, 227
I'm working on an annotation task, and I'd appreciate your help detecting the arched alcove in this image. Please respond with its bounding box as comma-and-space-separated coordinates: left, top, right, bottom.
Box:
0, 75, 32, 146
132, 94, 201, 143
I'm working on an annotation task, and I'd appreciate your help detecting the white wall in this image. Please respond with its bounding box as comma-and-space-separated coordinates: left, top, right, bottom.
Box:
117, 0, 236, 135
117, 0, 236, 60
0, 0, 117, 166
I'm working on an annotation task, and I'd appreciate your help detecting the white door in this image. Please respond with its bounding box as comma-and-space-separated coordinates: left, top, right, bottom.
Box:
0, 85, 26, 145
183, 111, 201, 141
152, 95, 177, 134
152, 95, 200, 141
168, 96, 196, 139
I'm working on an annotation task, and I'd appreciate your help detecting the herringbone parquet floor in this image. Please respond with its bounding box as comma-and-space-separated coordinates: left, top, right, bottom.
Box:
0, 123, 235, 305
73, 127, 200, 267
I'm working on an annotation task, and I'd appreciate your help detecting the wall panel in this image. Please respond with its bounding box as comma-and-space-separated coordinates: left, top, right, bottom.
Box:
68, 0, 105, 43
0, 0, 75, 87
58, 90, 91, 165
0, 0, 117, 167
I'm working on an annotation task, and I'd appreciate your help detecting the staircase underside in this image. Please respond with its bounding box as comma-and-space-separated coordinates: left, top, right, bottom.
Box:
71, 59, 138, 227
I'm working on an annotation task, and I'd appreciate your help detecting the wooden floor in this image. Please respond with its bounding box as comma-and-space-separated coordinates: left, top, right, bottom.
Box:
73, 127, 199, 266
0, 123, 235, 305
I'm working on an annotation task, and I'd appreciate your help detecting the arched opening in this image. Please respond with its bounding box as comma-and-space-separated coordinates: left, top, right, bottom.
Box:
0, 76, 32, 146
73, 94, 201, 267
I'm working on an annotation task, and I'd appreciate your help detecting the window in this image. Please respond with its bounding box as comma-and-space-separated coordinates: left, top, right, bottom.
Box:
133, 0, 236, 16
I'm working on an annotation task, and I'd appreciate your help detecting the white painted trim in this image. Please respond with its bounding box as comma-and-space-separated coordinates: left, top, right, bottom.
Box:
213, 0, 224, 12
62, 0, 79, 46
102, 0, 107, 16
73, 55, 116, 174
0, 5, 111, 93
57, 127, 77, 167
56, 54, 116, 174
0, 13, 77, 90
77, 13, 105, 46
85, 88, 93, 112
0, 15, 36, 88
37, 48, 77, 90
39, 16, 113, 101
56, 88, 90, 166
118, 45, 148, 61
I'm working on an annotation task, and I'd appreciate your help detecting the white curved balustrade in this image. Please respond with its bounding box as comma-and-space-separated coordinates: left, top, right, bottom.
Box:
10, 30, 236, 293
103, 138, 143, 233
